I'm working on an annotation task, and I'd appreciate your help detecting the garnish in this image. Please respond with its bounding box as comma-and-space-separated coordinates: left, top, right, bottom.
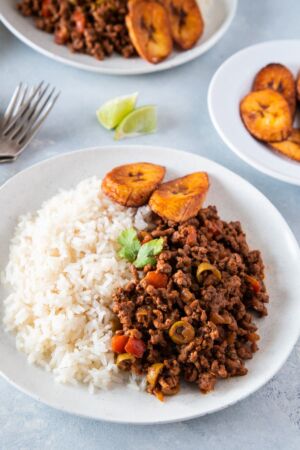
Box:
117, 228, 163, 268
134, 237, 164, 268
117, 227, 141, 263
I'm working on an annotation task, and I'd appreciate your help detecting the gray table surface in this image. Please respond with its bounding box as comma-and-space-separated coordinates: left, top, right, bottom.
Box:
1, 1, 300, 449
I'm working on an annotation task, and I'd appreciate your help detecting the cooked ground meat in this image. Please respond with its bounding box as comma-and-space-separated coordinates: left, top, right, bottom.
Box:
113, 206, 269, 399
17, 0, 136, 60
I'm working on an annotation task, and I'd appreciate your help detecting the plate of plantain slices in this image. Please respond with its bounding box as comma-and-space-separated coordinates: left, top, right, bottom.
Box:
208, 40, 300, 186
1, 0, 237, 75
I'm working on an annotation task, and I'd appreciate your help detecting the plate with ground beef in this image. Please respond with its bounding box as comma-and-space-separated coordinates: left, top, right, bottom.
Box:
0, 0, 237, 74
0, 145, 299, 424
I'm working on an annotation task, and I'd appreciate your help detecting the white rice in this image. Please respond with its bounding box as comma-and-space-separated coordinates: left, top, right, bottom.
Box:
2, 177, 147, 392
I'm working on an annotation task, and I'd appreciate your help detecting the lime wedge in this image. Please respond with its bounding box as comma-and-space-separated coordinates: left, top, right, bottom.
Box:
96, 92, 138, 130
114, 106, 157, 140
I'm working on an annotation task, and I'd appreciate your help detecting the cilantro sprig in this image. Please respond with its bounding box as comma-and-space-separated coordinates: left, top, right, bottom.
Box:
117, 227, 163, 268
117, 227, 141, 263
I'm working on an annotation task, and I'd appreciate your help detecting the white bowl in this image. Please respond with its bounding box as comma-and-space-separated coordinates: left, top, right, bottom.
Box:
0, 0, 237, 75
208, 40, 300, 185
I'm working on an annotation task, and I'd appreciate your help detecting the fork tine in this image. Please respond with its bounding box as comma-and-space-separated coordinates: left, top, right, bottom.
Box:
2, 83, 24, 128
5, 84, 51, 140
19, 85, 29, 107
9, 84, 52, 142
3, 81, 44, 135
0, 156, 16, 164
17, 91, 60, 147
4, 84, 49, 139
14, 87, 56, 140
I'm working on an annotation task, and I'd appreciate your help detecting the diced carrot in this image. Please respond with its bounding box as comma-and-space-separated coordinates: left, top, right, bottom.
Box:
125, 337, 146, 358
41, 0, 52, 18
185, 225, 197, 246
54, 26, 69, 45
144, 271, 168, 288
247, 332, 260, 342
111, 335, 129, 354
155, 390, 164, 402
73, 10, 86, 34
245, 274, 261, 293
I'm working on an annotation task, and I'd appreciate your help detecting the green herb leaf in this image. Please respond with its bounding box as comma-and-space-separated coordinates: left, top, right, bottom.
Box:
117, 227, 141, 263
134, 237, 164, 269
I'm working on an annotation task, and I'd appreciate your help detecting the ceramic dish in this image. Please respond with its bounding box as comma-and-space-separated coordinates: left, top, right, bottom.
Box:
208, 40, 300, 186
0, 145, 299, 423
0, 0, 237, 75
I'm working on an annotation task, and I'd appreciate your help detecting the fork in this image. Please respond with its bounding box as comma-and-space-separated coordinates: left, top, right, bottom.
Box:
0, 82, 60, 163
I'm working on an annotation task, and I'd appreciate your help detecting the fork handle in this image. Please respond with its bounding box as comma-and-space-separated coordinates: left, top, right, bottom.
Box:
0, 142, 19, 158
0, 156, 15, 164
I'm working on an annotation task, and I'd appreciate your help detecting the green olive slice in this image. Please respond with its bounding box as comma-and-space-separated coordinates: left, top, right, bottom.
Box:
169, 320, 195, 344
196, 262, 221, 282
147, 363, 164, 388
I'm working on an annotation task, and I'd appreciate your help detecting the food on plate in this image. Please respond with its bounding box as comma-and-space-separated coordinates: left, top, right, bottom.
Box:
112, 203, 268, 400
268, 128, 300, 162
18, 0, 136, 60
164, 0, 204, 50
101, 162, 165, 207
114, 105, 157, 140
240, 63, 300, 163
126, 0, 173, 64
252, 63, 296, 116
149, 172, 209, 222
3, 163, 269, 400
2, 177, 146, 390
240, 89, 292, 142
117, 226, 164, 267
96, 92, 138, 130
17, 0, 204, 64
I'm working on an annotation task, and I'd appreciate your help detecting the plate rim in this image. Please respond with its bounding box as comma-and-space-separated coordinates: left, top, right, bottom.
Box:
0, 0, 238, 75
207, 39, 300, 186
0, 145, 300, 424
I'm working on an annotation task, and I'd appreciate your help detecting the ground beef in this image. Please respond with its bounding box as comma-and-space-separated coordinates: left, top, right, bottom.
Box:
113, 206, 269, 398
17, 0, 136, 60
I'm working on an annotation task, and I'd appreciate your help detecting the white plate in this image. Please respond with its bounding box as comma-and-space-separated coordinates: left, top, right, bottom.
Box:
0, 146, 299, 424
208, 40, 300, 186
0, 0, 237, 75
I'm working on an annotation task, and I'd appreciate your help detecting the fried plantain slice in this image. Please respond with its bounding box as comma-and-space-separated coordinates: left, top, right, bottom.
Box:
149, 172, 209, 222
164, 0, 204, 50
252, 63, 296, 116
269, 129, 300, 162
240, 89, 292, 142
296, 71, 300, 102
126, 1, 173, 64
102, 162, 166, 207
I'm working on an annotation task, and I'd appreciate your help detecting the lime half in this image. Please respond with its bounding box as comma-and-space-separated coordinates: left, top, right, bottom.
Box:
114, 106, 157, 140
96, 92, 138, 130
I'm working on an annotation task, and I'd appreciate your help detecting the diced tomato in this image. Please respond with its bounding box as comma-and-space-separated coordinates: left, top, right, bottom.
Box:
73, 9, 86, 34
54, 26, 69, 45
185, 225, 197, 246
125, 337, 146, 358
111, 335, 129, 354
155, 390, 164, 402
144, 271, 168, 288
41, 0, 52, 18
245, 274, 261, 294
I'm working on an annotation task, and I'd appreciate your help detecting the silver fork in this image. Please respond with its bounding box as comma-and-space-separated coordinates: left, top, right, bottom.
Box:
0, 82, 60, 163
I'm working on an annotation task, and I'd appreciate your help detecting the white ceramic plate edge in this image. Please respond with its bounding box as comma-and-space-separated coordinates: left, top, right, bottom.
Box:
0, 0, 238, 75
0, 146, 300, 424
207, 40, 300, 186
